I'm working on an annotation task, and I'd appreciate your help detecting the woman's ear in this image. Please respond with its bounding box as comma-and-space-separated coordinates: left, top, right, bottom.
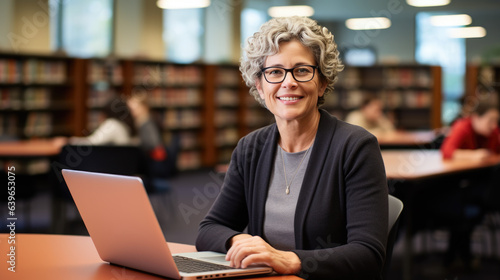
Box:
256, 78, 265, 100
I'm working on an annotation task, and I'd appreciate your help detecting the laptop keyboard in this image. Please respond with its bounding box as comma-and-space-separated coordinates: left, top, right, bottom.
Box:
173, 256, 236, 273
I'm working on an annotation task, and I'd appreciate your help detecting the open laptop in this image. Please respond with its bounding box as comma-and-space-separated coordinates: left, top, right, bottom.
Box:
61, 169, 273, 280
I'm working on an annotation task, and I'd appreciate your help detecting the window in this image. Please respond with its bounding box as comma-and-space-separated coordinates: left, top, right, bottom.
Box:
240, 8, 267, 50
416, 12, 466, 124
50, 0, 113, 57
163, 8, 204, 63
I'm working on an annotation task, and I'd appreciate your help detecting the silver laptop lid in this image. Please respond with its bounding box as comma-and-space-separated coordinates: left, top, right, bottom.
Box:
62, 169, 181, 279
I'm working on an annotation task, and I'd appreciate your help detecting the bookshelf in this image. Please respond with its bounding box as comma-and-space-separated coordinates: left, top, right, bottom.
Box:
0, 54, 85, 139
465, 64, 500, 108
325, 65, 442, 130
84, 59, 127, 131
130, 60, 205, 170
1, 53, 444, 169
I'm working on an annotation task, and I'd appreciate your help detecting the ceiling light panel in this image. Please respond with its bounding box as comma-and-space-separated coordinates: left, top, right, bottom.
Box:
346, 17, 392, 30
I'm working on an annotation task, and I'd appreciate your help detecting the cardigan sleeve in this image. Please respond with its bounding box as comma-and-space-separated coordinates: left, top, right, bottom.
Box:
293, 132, 388, 280
196, 138, 250, 253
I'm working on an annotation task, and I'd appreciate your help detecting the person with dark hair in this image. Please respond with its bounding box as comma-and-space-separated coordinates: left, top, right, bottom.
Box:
196, 16, 388, 279
441, 101, 500, 160
68, 97, 134, 145
345, 95, 395, 136
127, 93, 163, 152
430, 100, 500, 268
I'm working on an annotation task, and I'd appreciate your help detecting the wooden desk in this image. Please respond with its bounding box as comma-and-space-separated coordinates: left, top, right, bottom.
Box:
381, 150, 500, 280
377, 130, 437, 149
0, 139, 62, 157
382, 149, 500, 180
0, 234, 301, 280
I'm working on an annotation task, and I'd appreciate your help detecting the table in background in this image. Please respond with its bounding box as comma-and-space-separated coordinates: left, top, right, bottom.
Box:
0, 139, 62, 158
0, 234, 302, 280
377, 130, 438, 149
381, 150, 500, 280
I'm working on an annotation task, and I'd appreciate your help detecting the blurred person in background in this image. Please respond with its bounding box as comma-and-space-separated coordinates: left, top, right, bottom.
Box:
54, 97, 134, 146
345, 95, 395, 137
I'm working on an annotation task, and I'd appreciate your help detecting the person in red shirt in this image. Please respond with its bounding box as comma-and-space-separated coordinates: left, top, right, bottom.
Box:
434, 101, 500, 268
441, 102, 500, 160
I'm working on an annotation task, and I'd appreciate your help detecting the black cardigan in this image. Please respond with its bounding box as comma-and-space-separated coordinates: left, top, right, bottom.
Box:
196, 109, 388, 280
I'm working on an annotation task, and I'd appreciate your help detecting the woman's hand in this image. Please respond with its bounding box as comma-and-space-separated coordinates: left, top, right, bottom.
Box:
226, 235, 301, 275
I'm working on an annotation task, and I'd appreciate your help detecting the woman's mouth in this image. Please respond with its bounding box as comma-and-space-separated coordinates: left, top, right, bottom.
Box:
278, 96, 302, 101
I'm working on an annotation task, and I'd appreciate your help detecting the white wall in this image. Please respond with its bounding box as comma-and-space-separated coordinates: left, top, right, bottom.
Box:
204, 0, 241, 63
0, 0, 14, 51
114, 0, 143, 57
2, 0, 51, 54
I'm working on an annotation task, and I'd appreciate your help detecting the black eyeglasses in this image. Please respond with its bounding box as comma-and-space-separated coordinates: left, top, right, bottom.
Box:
260, 65, 319, 84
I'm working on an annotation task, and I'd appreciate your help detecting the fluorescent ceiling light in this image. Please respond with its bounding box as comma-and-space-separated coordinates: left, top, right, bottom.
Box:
430, 14, 472, 26
268, 5, 314, 17
406, 0, 450, 7
156, 0, 210, 9
345, 17, 392, 30
448, 26, 486, 38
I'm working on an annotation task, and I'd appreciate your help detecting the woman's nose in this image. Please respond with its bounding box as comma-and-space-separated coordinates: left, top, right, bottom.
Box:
281, 72, 298, 88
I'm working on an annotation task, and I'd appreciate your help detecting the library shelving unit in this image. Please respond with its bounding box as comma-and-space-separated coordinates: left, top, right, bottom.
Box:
83, 58, 128, 132
129, 60, 205, 170
324, 64, 442, 130
205, 64, 275, 166
206, 64, 241, 164
465, 64, 500, 107
0, 53, 85, 139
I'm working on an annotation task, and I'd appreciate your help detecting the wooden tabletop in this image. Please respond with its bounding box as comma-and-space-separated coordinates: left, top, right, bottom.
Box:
376, 130, 437, 147
381, 149, 500, 180
0, 139, 62, 157
0, 234, 301, 280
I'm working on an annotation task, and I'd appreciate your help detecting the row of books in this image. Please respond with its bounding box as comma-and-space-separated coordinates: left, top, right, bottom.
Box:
161, 109, 202, 129
177, 150, 201, 170
215, 88, 239, 107
215, 109, 238, 128
87, 87, 118, 108
324, 89, 433, 109
133, 64, 203, 86
24, 112, 52, 137
215, 127, 239, 146
0, 114, 19, 137
87, 60, 123, 85
216, 67, 241, 86
149, 87, 202, 107
337, 67, 433, 89
0, 58, 67, 84
0, 88, 58, 110
165, 131, 200, 150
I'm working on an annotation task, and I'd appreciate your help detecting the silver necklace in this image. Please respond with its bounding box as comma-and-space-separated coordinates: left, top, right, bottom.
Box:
280, 145, 312, 195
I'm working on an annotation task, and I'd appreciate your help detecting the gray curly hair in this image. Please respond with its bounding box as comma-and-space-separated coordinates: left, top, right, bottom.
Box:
240, 16, 344, 107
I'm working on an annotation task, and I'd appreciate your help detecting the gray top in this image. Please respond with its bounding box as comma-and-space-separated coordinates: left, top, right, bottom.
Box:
263, 144, 312, 251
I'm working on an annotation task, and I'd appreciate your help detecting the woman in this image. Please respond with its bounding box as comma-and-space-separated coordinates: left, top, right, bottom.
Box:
345, 95, 395, 137
127, 93, 163, 152
69, 97, 134, 145
196, 17, 388, 279
441, 101, 500, 159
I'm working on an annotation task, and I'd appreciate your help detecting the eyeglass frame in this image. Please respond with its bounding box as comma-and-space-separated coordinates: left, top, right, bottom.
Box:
260, 65, 320, 84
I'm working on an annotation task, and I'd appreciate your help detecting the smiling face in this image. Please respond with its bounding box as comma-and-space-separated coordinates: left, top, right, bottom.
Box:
255, 40, 327, 124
